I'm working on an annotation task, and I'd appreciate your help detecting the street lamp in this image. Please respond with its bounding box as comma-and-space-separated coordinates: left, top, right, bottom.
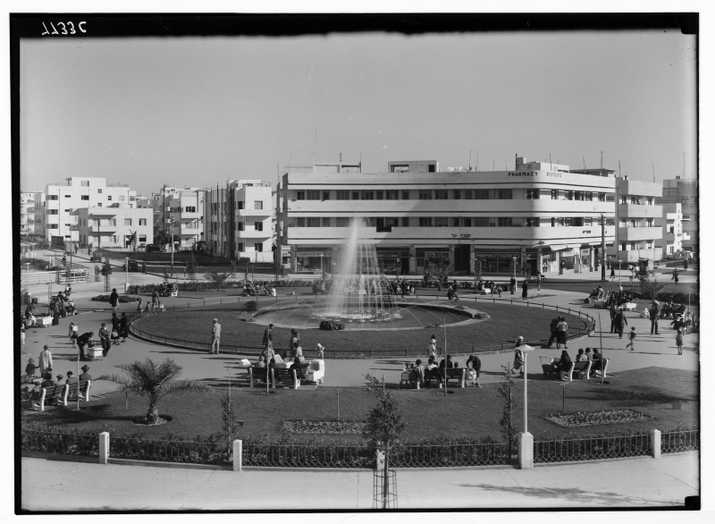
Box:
167, 217, 175, 276
518, 340, 536, 469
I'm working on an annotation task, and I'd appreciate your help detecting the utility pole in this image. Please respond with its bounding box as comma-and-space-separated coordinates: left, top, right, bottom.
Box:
601, 213, 606, 282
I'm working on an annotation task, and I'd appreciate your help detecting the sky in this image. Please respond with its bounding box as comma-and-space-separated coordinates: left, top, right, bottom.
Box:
20, 30, 697, 195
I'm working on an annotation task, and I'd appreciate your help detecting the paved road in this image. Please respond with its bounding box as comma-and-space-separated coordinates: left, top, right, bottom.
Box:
20, 451, 698, 511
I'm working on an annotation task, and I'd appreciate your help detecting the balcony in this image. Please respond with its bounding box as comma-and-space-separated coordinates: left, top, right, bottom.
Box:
617, 227, 663, 242
617, 204, 663, 219
238, 207, 272, 216
238, 228, 272, 239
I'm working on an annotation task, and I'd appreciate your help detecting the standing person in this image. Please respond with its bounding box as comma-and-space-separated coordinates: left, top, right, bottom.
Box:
610, 264, 616, 280
547, 317, 559, 348
136, 297, 143, 314
676, 327, 684, 355
119, 313, 129, 342
511, 336, 526, 377
649, 300, 660, 335
536, 273, 542, 293
262, 323, 274, 349
521, 279, 528, 300
210, 318, 222, 355
99, 323, 111, 357
109, 288, 119, 315
79, 364, 92, 382
673, 269, 679, 284
615, 308, 628, 339
151, 288, 160, 312
609, 303, 618, 334
428, 334, 438, 358
289, 329, 300, 358
555, 317, 569, 350
38, 345, 53, 376
626, 326, 637, 351
509, 276, 516, 295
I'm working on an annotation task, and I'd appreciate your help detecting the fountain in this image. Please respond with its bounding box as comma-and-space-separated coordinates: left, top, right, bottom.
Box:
321, 218, 397, 322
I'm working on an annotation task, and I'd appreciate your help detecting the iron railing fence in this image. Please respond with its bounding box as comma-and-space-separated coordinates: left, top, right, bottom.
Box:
22, 428, 99, 458
242, 443, 372, 468
391, 442, 511, 467
109, 435, 228, 465
534, 433, 651, 463
661, 429, 699, 454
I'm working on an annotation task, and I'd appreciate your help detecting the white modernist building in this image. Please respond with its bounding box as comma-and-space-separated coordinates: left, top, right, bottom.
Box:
655, 203, 687, 257
153, 186, 206, 251
660, 176, 697, 252
20, 191, 45, 237
75, 204, 154, 250
45, 177, 137, 247
205, 179, 275, 263
610, 177, 663, 266
277, 156, 617, 276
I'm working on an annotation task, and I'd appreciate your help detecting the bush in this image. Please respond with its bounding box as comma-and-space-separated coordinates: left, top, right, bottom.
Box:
244, 301, 258, 312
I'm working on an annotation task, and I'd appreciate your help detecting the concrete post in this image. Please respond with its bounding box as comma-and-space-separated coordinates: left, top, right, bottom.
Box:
518, 432, 534, 469
233, 439, 243, 471
98, 431, 110, 464
650, 429, 661, 459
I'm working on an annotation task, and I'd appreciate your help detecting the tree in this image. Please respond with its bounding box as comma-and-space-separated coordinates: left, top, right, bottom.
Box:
100, 258, 113, 292
497, 365, 517, 462
100, 358, 208, 425
219, 392, 243, 460
363, 375, 404, 508
206, 271, 232, 290
639, 275, 666, 301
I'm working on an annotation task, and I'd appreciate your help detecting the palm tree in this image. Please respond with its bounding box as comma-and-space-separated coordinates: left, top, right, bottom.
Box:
100, 358, 208, 425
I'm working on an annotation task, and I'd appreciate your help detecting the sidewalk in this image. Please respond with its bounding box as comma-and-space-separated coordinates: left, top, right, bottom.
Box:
20, 451, 698, 511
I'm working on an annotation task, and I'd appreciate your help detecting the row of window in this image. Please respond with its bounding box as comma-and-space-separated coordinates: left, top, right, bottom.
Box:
47, 193, 127, 202
620, 196, 656, 205
237, 242, 264, 252
619, 242, 655, 251
237, 221, 265, 232
288, 216, 616, 228
209, 201, 264, 212
293, 189, 613, 202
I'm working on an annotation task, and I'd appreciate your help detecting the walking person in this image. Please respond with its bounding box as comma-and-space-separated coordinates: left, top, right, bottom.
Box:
610, 264, 616, 280
649, 300, 660, 335
676, 327, 684, 355
119, 313, 129, 343
615, 308, 628, 339
38, 345, 53, 376
262, 323, 273, 349
509, 276, 516, 295
99, 322, 111, 357
672, 269, 679, 284
109, 288, 119, 315
151, 288, 160, 312
210, 318, 222, 355
609, 302, 618, 334
625, 326, 637, 351
546, 317, 559, 348
521, 279, 528, 300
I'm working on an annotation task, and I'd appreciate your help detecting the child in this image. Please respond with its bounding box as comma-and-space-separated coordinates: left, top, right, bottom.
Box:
69, 321, 79, 346
676, 327, 684, 355
626, 326, 636, 352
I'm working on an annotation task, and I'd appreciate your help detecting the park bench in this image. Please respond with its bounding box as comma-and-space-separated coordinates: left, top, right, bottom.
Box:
566, 361, 592, 381
590, 358, 609, 379
66, 379, 92, 404
38, 384, 67, 411
420, 367, 465, 389
248, 366, 269, 388
272, 367, 300, 389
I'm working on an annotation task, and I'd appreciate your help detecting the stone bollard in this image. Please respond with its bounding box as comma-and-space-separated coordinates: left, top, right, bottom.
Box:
233, 439, 243, 471
375, 450, 385, 471
99, 431, 110, 464
650, 429, 662, 459
518, 432, 534, 469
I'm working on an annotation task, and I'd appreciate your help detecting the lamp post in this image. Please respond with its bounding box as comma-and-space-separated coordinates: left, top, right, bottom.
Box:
519, 341, 535, 469
124, 256, 129, 293
512, 256, 517, 280
167, 217, 175, 277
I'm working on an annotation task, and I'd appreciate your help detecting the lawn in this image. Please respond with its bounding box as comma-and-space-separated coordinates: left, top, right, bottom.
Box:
23, 366, 697, 444
131, 299, 588, 357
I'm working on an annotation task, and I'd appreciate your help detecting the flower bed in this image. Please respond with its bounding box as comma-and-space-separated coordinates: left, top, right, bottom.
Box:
282, 419, 366, 435
546, 409, 652, 428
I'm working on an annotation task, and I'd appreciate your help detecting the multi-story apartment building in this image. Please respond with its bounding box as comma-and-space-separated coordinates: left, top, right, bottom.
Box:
205, 179, 275, 263
277, 156, 617, 276
75, 204, 153, 250
152, 186, 206, 251
20, 191, 45, 238
660, 176, 697, 252
610, 177, 663, 266
655, 203, 688, 257
45, 177, 136, 247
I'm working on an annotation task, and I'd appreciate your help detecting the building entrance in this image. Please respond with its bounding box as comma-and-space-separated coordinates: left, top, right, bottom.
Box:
454, 245, 471, 273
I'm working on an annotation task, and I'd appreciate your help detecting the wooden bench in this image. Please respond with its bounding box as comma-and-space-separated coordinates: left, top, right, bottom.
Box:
421, 367, 465, 389
248, 366, 269, 388
566, 361, 592, 381
590, 358, 609, 379
272, 368, 300, 389
66, 379, 92, 403
38, 384, 67, 411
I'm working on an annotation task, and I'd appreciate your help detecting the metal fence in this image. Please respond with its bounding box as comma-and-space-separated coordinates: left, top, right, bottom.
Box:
534, 433, 651, 463
22, 427, 99, 458
391, 442, 510, 467
661, 429, 699, 454
242, 443, 372, 468
109, 435, 228, 465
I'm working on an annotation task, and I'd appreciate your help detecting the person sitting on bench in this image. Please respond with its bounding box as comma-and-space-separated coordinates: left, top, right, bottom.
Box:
558, 350, 573, 380
79, 364, 92, 382
465, 354, 481, 387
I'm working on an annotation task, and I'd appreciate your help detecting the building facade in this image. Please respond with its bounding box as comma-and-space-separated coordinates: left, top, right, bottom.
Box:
277, 156, 617, 276
205, 180, 275, 263
655, 203, 687, 257
660, 176, 697, 252
20, 191, 45, 238
75, 204, 153, 250
610, 177, 663, 266
152, 186, 206, 251
45, 177, 136, 247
